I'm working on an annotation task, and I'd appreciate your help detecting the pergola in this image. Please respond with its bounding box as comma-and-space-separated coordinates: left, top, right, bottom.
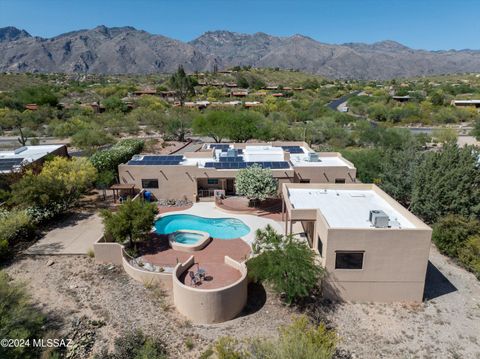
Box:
109, 183, 136, 203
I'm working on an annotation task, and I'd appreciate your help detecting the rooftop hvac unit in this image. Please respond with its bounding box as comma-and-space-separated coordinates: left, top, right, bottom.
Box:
307, 152, 320, 162
369, 210, 390, 228
226, 148, 237, 157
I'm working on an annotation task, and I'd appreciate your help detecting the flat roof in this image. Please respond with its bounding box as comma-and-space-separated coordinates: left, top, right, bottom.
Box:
0, 145, 64, 173
287, 187, 415, 229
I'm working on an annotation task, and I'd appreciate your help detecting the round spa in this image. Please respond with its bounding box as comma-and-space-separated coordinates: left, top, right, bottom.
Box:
168, 230, 211, 252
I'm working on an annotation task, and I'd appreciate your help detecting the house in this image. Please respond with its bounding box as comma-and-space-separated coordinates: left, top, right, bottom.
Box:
132, 89, 157, 96
271, 93, 285, 97
0, 145, 69, 175
225, 83, 238, 88
25, 103, 38, 111
392, 95, 411, 102
231, 90, 248, 97
118, 142, 356, 202
451, 99, 480, 109
244, 101, 262, 108
281, 182, 431, 302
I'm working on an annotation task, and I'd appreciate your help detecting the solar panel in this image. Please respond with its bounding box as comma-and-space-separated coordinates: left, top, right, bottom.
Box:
142, 155, 183, 161
210, 144, 230, 151
219, 156, 244, 162
281, 146, 304, 154
0, 158, 24, 172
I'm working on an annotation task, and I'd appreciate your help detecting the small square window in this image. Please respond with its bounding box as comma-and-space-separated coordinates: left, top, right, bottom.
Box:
207, 179, 219, 185
335, 178, 346, 184
335, 251, 364, 269
141, 179, 159, 189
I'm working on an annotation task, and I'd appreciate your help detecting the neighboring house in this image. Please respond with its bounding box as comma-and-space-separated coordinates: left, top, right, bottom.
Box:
0, 145, 69, 174
392, 95, 411, 102
25, 103, 39, 111
118, 142, 356, 202
451, 99, 480, 110
281, 182, 431, 302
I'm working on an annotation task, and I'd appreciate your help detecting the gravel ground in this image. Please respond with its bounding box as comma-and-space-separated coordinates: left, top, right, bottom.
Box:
4, 244, 480, 359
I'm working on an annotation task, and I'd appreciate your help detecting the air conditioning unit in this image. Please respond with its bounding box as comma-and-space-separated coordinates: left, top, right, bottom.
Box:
226, 148, 237, 157
307, 152, 319, 162
369, 210, 390, 228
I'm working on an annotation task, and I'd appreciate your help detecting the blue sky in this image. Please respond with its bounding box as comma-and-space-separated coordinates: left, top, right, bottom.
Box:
0, 0, 479, 50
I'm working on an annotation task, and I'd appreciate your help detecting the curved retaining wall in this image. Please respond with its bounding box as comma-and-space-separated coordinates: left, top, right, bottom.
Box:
172, 255, 248, 324
94, 236, 172, 289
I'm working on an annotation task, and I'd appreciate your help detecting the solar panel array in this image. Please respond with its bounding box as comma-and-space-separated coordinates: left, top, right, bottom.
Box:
281, 146, 304, 154
0, 158, 24, 172
205, 161, 290, 169
127, 155, 183, 166
219, 156, 245, 162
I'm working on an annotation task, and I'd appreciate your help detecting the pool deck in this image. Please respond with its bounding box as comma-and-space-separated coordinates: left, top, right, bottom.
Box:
138, 236, 250, 289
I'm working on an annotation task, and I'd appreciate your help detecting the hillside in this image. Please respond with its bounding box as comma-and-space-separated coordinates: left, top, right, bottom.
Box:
1, 26, 480, 79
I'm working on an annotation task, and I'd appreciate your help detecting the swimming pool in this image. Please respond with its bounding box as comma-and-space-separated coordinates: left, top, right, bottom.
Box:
155, 214, 250, 240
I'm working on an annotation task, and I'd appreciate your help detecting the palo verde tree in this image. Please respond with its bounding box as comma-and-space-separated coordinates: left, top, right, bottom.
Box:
192, 110, 230, 143
247, 225, 324, 304
235, 164, 278, 205
168, 66, 196, 106
101, 199, 158, 250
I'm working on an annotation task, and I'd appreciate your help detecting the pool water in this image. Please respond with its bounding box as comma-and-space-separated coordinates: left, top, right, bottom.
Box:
155, 214, 250, 240
173, 232, 205, 245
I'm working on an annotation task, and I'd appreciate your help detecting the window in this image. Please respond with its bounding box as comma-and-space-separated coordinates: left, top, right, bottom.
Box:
335, 178, 346, 184
335, 251, 364, 269
300, 179, 310, 183
207, 178, 219, 185
318, 236, 323, 257
141, 179, 159, 189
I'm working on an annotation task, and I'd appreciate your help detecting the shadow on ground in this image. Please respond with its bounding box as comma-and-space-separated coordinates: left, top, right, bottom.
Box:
239, 282, 267, 317
423, 260, 458, 301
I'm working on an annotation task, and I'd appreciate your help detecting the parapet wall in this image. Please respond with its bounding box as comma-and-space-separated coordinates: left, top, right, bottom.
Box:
172, 255, 248, 324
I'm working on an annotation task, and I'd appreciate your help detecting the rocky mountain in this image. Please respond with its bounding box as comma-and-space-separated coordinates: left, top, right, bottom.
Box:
1, 26, 479, 79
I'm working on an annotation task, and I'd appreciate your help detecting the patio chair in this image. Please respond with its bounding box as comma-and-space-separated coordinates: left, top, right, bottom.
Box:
189, 271, 201, 286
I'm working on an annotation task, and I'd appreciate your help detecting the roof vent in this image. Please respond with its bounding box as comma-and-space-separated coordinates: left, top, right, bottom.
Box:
307, 152, 320, 162
369, 210, 390, 228
14, 146, 28, 154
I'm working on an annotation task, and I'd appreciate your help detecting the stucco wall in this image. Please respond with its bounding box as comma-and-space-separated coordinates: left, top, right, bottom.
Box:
93, 238, 124, 265
172, 256, 248, 324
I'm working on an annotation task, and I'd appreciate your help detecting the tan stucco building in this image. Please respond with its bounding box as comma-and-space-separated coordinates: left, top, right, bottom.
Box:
118, 142, 356, 202
282, 183, 432, 303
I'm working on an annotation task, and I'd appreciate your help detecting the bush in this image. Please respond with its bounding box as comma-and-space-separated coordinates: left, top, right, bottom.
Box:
95, 330, 167, 359
247, 226, 324, 304
235, 164, 278, 203
457, 236, 480, 279
0, 209, 35, 258
210, 316, 337, 359
432, 215, 480, 258
90, 139, 144, 173
0, 271, 46, 359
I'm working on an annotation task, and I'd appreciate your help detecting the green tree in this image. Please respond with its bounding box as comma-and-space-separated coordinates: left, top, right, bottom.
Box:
10, 157, 97, 221
430, 91, 445, 106
458, 236, 480, 279
169, 66, 196, 105
226, 111, 263, 142
71, 127, 115, 154
164, 110, 192, 142
101, 199, 158, 249
235, 164, 278, 204
103, 96, 128, 112
0, 209, 35, 259
411, 144, 480, 223
247, 226, 324, 304
192, 111, 230, 143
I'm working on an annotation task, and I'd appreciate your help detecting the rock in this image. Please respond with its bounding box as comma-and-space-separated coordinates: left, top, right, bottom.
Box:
46, 259, 54, 266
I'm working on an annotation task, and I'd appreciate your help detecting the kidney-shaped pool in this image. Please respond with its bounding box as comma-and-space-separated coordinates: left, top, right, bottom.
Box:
155, 214, 251, 240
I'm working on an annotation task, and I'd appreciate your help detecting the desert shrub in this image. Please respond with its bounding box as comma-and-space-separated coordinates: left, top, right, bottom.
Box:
0, 271, 46, 359
89, 139, 144, 173
95, 330, 167, 359
247, 225, 324, 304
457, 236, 480, 279
0, 209, 35, 258
210, 316, 337, 359
432, 215, 480, 258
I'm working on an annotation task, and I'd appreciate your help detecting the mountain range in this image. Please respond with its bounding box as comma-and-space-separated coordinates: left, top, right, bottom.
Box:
1, 25, 479, 79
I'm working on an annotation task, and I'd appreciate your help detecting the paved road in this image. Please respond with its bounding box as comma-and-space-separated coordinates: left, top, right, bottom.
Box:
24, 212, 103, 255
326, 90, 361, 110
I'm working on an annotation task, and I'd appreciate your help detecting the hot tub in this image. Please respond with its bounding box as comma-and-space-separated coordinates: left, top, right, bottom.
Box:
169, 230, 211, 252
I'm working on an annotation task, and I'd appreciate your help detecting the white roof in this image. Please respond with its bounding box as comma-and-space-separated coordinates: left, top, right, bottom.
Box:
453, 100, 480, 104
0, 145, 63, 162
288, 188, 415, 229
